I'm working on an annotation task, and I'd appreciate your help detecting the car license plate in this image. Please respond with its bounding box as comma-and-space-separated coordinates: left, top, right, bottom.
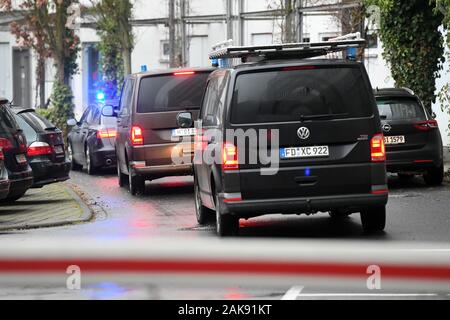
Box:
172, 128, 196, 137
384, 136, 406, 145
54, 145, 64, 154
15, 154, 27, 164
280, 146, 330, 159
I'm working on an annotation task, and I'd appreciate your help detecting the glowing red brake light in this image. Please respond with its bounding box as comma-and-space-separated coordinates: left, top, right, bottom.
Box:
27, 142, 53, 157
97, 128, 117, 139
371, 134, 386, 163
222, 143, 239, 171
131, 126, 144, 146
414, 120, 439, 131
174, 71, 195, 76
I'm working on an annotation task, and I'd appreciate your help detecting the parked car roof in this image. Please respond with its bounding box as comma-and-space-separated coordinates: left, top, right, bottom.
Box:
374, 88, 416, 98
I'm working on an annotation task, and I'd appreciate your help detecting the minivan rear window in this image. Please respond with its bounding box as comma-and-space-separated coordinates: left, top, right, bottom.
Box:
376, 98, 426, 121
231, 66, 373, 124
137, 72, 210, 113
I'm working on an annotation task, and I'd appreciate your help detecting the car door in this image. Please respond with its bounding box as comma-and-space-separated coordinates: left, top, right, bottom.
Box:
195, 73, 227, 206
116, 78, 135, 171
71, 108, 90, 162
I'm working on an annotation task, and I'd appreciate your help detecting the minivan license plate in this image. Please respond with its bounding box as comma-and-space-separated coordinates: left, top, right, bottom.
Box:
15, 154, 27, 164
172, 128, 196, 137
384, 136, 405, 145
281, 146, 330, 159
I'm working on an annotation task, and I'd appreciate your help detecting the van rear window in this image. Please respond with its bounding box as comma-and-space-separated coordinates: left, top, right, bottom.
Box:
230, 66, 373, 124
137, 73, 210, 113
376, 98, 426, 121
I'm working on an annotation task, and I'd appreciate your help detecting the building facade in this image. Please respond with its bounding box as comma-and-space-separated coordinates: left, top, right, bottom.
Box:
0, 0, 449, 146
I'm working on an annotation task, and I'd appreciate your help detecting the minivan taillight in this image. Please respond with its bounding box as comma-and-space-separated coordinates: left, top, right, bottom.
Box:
414, 120, 439, 131
27, 142, 53, 157
131, 126, 144, 146
0, 138, 13, 152
222, 143, 239, 171
97, 128, 117, 139
371, 134, 386, 163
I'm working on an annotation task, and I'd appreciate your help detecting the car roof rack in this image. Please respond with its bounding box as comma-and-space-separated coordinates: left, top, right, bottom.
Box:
210, 33, 366, 67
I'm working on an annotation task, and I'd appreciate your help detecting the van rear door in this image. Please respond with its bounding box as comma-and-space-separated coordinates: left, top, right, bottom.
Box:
229, 65, 379, 200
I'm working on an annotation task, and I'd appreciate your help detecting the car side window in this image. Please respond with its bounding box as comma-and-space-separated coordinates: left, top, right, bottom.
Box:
119, 79, 135, 117
79, 107, 91, 125
202, 75, 226, 127
90, 107, 101, 125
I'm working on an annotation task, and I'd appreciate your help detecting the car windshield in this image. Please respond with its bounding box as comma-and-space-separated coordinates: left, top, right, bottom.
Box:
376, 98, 426, 121
137, 72, 210, 113
231, 66, 374, 124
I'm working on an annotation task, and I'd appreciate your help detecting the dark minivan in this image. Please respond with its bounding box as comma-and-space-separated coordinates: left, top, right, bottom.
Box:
194, 60, 389, 236
12, 107, 71, 188
103, 68, 214, 195
0, 99, 33, 201
375, 88, 444, 186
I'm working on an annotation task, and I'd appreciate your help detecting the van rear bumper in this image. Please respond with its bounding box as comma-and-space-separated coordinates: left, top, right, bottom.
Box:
220, 193, 388, 218
132, 163, 193, 179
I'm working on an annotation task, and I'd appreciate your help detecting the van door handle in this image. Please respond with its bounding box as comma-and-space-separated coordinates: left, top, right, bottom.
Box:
295, 176, 318, 186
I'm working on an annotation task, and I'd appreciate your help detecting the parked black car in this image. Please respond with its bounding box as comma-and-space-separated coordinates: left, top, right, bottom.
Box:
67, 103, 118, 175
0, 148, 10, 200
0, 99, 33, 202
375, 88, 444, 186
194, 54, 388, 236
11, 107, 71, 188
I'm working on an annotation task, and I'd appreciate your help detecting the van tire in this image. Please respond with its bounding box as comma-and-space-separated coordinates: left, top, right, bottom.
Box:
194, 179, 214, 225
117, 158, 127, 188
128, 163, 145, 196
361, 206, 386, 233
423, 165, 444, 186
215, 193, 239, 237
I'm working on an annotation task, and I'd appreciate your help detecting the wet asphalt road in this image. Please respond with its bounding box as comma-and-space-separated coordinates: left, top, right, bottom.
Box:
7, 169, 447, 242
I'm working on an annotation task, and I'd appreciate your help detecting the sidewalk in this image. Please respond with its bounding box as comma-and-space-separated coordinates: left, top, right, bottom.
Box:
0, 183, 93, 231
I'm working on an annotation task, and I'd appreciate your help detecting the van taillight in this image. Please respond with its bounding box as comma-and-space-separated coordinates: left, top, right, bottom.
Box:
174, 71, 195, 76
27, 142, 53, 157
0, 138, 13, 152
131, 126, 144, 146
371, 134, 386, 163
222, 143, 239, 171
97, 128, 117, 139
414, 120, 439, 131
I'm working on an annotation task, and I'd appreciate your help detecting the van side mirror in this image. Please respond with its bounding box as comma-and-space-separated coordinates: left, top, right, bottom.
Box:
67, 119, 78, 126
102, 105, 117, 117
0, 97, 9, 105
177, 112, 193, 128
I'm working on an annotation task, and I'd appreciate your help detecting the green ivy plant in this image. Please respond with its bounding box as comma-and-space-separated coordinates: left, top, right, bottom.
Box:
365, 0, 445, 112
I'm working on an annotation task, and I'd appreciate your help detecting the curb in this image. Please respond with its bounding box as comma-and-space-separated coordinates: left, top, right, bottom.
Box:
0, 183, 95, 232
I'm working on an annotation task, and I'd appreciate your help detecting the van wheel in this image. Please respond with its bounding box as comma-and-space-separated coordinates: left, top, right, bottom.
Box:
194, 180, 214, 225
361, 206, 386, 233
215, 193, 239, 237
423, 165, 444, 186
128, 163, 145, 196
86, 148, 97, 175
68, 144, 82, 171
117, 158, 127, 188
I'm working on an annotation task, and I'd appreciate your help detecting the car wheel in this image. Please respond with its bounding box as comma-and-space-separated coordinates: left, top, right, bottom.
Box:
128, 162, 145, 196
194, 179, 215, 225
68, 144, 83, 171
117, 158, 127, 188
360, 205, 386, 234
3, 192, 26, 203
86, 147, 97, 175
215, 193, 239, 237
423, 165, 444, 186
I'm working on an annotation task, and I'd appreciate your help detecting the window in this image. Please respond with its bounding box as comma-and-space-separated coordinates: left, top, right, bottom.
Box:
231, 67, 373, 124
79, 108, 91, 124
137, 73, 210, 113
202, 75, 227, 126
119, 79, 135, 116
367, 33, 378, 49
19, 111, 56, 131
14, 114, 37, 145
161, 41, 170, 61
377, 98, 426, 121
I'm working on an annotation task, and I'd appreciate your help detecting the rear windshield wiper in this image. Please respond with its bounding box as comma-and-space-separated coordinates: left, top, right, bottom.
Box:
299, 113, 349, 122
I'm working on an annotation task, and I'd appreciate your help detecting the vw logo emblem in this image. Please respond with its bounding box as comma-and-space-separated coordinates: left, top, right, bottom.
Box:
297, 127, 310, 140
382, 123, 392, 133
